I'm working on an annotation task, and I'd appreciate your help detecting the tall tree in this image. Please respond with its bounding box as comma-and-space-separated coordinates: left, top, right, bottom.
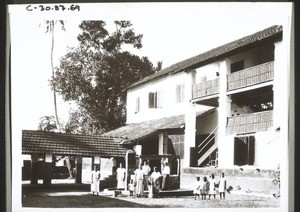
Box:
52, 21, 155, 134
44, 20, 65, 132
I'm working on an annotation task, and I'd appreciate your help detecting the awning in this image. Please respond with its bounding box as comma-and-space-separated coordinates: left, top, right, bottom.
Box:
102, 108, 215, 145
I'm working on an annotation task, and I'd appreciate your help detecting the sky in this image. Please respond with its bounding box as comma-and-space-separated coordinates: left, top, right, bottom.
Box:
8, 2, 293, 211
10, 2, 292, 131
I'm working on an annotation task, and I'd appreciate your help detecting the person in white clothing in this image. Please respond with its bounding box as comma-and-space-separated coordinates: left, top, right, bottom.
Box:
218, 172, 227, 199
161, 162, 170, 190
134, 164, 144, 197
91, 165, 101, 196
193, 176, 201, 200
116, 163, 126, 189
208, 173, 216, 199
150, 166, 162, 196
142, 160, 151, 191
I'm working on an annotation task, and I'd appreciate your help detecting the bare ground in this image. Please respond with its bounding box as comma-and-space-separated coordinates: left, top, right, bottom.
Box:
22, 190, 280, 208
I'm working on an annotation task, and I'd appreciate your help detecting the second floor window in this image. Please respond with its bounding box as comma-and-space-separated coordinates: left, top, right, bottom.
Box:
176, 84, 185, 103
149, 91, 162, 108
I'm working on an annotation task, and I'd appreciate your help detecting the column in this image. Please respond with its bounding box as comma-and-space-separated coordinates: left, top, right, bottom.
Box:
162, 131, 169, 154
43, 154, 52, 185
75, 156, 82, 184
31, 154, 39, 184
183, 69, 196, 168
217, 59, 232, 168
93, 156, 101, 169
273, 41, 285, 131
158, 133, 163, 155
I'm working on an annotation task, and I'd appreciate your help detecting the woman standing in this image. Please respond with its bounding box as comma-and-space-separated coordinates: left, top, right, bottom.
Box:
91, 165, 101, 196
116, 163, 126, 189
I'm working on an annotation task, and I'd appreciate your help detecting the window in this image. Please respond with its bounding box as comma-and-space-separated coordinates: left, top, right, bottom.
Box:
135, 97, 140, 113
231, 60, 244, 73
234, 136, 255, 166
176, 84, 185, 103
148, 91, 162, 108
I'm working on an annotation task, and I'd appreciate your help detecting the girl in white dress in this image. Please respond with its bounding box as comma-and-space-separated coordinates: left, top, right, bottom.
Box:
193, 176, 201, 200
208, 173, 216, 199
218, 172, 227, 199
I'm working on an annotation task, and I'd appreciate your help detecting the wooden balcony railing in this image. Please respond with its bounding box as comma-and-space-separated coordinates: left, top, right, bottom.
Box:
226, 110, 273, 135
192, 78, 219, 99
227, 61, 274, 91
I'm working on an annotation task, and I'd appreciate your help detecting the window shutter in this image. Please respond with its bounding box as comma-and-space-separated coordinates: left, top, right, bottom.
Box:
248, 136, 255, 165
149, 92, 155, 108
156, 91, 162, 108
176, 85, 180, 103
135, 97, 140, 113
181, 84, 185, 102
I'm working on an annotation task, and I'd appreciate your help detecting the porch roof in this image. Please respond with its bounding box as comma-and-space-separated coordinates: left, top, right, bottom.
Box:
22, 130, 128, 157
102, 108, 215, 145
128, 25, 282, 89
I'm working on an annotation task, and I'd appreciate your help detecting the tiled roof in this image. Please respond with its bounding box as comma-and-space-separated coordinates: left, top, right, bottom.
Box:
129, 25, 283, 89
102, 108, 215, 145
22, 130, 128, 157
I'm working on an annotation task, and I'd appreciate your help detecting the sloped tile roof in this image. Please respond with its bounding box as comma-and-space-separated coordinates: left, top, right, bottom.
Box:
102, 108, 215, 145
22, 130, 128, 157
129, 25, 282, 89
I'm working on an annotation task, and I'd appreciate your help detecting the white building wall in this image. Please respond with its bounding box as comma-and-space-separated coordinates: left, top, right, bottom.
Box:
254, 131, 281, 169
126, 72, 207, 124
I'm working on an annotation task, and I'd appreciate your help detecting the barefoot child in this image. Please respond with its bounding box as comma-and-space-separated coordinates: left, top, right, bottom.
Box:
218, 172, 227, 199
201, 176, 209, 200
193, 176, 201, 200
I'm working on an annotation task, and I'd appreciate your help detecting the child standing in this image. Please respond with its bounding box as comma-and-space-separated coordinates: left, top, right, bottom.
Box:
201, 176, 209, 200
128, 179, 135, 197
218, 172, 227, 199
208, 173, 216, 199
193, 176, 201, 200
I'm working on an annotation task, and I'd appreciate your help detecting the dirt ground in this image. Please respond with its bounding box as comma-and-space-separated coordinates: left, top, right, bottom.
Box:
22, 190, 280, 208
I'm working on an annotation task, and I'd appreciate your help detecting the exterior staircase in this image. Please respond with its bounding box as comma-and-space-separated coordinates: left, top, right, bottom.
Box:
197, 126, 218, 166
100, 174, 117, 190
197, 143, 218, 166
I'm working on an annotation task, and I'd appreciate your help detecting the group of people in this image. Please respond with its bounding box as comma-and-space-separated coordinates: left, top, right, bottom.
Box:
130, 160, 170, 198
193, 172, 227, 200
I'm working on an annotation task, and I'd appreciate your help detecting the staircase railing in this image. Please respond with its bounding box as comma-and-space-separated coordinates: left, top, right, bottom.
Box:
197, 126, 218, 154
197, 126, 218, 166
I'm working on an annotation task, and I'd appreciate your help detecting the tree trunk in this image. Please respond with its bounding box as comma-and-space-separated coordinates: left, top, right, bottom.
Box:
50, 21, 60, 132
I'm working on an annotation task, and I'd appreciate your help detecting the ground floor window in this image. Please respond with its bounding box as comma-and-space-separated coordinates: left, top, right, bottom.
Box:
234, 136, 255, 166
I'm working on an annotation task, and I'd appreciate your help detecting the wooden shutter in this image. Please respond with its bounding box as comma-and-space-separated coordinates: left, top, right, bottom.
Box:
234, 137, 247, 166
135, 97, 140, 113
148, 92, 155, 108
156, 91, 162, 108
247, 136, 255, 165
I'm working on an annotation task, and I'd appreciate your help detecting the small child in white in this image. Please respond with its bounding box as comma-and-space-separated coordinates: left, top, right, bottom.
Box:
128, 179, 135, 197
193, 176, 201, 200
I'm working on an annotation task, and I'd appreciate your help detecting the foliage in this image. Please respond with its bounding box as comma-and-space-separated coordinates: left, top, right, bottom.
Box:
52, 21, 155, 134
38, 116, 57, 131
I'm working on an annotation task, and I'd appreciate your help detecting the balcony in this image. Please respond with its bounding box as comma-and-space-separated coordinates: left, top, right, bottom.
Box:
227, 61, 274, 91
226, 110, 273, 135
192, 78, 219, 99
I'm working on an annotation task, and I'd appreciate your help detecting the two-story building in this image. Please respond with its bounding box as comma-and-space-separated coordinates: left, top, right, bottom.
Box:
104, 25, 290, 172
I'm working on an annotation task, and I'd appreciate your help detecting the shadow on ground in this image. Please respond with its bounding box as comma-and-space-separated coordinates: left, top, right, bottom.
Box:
22, 184, 159, 208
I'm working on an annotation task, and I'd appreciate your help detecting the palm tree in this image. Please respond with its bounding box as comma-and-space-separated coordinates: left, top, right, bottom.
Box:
43, 21, 74, 179
45, 20, 65, 132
